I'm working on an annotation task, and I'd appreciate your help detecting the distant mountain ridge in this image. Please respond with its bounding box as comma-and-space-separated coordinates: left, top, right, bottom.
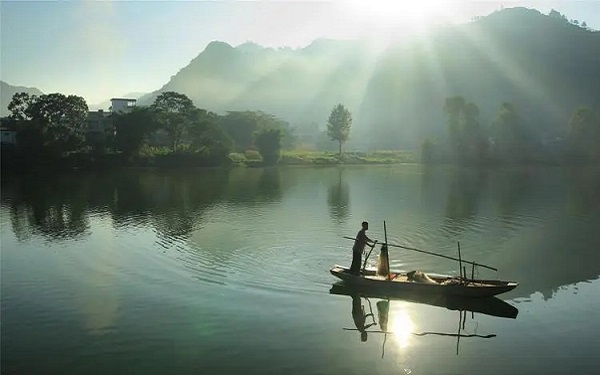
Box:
138, 38, 378, 123
139, 7, 600, 149
1, 81, 44, 117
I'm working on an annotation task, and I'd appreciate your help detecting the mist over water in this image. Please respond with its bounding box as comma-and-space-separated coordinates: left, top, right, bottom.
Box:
1, 165, 599, 374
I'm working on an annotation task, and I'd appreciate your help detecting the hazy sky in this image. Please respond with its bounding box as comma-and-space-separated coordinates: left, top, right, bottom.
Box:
1, 0, 599, 106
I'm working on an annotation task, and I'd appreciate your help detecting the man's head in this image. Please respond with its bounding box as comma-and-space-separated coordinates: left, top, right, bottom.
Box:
362, 221, 369, 230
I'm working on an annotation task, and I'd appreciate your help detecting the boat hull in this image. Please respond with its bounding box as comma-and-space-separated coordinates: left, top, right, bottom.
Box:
330, 265, 518, 298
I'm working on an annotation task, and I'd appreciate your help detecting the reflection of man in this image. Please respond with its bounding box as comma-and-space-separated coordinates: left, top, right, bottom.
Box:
352, 294, 376, 342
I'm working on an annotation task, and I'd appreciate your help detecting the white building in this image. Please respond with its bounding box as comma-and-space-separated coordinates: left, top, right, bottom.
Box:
86, 109, 111, 134
110, 98, 137, 113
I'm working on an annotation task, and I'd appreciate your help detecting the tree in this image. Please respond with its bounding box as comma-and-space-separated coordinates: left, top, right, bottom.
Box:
151, 91, 196, 151
443, 96, 486, 163
8, 92, 88, 157
490, 102, 531, 162
219, 110, 294, 152
254, 127, 282, 165
443, 96, 466, 143
7, 92, 32, 121
568, 107, 600, 161
188, 108, 232, 164
327, 104, 352, 155
421, 139, 434, 164
548, 9, 568, 22
114, 107, 158, 157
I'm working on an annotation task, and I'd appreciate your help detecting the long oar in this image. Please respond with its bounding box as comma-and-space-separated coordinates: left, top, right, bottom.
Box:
342, 328, 496, 338
342, 236, 498, 272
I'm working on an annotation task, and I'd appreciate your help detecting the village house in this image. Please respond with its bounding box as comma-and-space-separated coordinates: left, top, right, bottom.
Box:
86, 98, 137, 144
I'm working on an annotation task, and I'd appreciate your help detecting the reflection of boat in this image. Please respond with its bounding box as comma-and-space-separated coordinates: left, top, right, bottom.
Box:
330, 265, 518, 298
333, 283, 517, 357
330, 282, 518, 319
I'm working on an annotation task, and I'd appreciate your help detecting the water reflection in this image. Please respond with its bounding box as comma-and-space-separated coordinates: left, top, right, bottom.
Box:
1, 168, 288, 243
2, 166, 599, 300
489, 168, 536, 217
226, 168, 283, 203
350, 292, 377, 342
444, 167, 486, 221
327, 168, 350, 224
3, 174, 91, 241
331, 283, 516, 357
257, 167, 282, 201
566, 167, 600, 215
80, 242, 120, 336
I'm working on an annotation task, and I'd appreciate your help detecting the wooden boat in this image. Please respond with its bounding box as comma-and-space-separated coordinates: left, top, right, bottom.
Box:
330, 265, 518, 298
329, 282, 518, 319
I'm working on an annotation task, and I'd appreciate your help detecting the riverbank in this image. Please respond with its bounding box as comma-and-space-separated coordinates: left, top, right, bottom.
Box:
3, 148, 583, 176
235, 150, 417, 167
1, 149, 419, 174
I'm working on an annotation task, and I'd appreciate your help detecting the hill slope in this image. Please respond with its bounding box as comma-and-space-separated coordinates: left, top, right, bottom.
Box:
1, 81, 44, 117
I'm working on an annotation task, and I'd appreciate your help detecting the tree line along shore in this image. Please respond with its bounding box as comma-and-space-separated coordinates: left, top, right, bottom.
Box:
1, 90, 598, 173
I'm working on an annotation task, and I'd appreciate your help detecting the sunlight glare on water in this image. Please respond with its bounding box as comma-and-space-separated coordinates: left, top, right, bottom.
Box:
391, 307, 415, 349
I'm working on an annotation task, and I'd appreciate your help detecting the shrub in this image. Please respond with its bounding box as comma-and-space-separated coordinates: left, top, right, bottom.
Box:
244, 149, 262, 161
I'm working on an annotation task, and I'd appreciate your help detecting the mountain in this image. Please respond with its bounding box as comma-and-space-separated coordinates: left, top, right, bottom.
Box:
140, 7, 600, 149
358, 7, 600, 148
1, 81, 44, 117
138, 38, 379, 126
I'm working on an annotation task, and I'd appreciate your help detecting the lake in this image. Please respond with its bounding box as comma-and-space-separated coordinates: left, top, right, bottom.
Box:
2, 165, 599, 374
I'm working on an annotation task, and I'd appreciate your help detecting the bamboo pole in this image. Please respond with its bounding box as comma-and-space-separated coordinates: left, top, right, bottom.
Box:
384, 221, 390, 281
342, 236, 498, 272
458, 241, 463, 280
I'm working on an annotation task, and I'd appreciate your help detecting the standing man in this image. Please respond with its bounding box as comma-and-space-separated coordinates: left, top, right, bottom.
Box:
350, 221, 375, 275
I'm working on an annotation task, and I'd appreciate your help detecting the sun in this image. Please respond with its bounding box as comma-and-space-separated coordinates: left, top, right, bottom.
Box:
346, 0, 455, 29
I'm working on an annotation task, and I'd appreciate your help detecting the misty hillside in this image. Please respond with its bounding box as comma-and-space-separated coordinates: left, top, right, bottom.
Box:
139, 39, 379, 125
140, 7, 600, 149
359, 7, 600, 148
1, 81, 44, 117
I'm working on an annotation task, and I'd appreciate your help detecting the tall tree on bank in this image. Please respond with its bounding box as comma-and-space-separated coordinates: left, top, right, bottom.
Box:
8, 92, 88, 157
490, 102, 531, 162
151, 91, 196, 151
254, 127, 282, 165
327, 104, 352, 155
443, 96, 486, 163
114, 107, 159, 157
187, 108, 232, 164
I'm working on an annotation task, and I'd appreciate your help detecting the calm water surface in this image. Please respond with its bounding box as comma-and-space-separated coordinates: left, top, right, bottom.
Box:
2, 165, 599, 374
